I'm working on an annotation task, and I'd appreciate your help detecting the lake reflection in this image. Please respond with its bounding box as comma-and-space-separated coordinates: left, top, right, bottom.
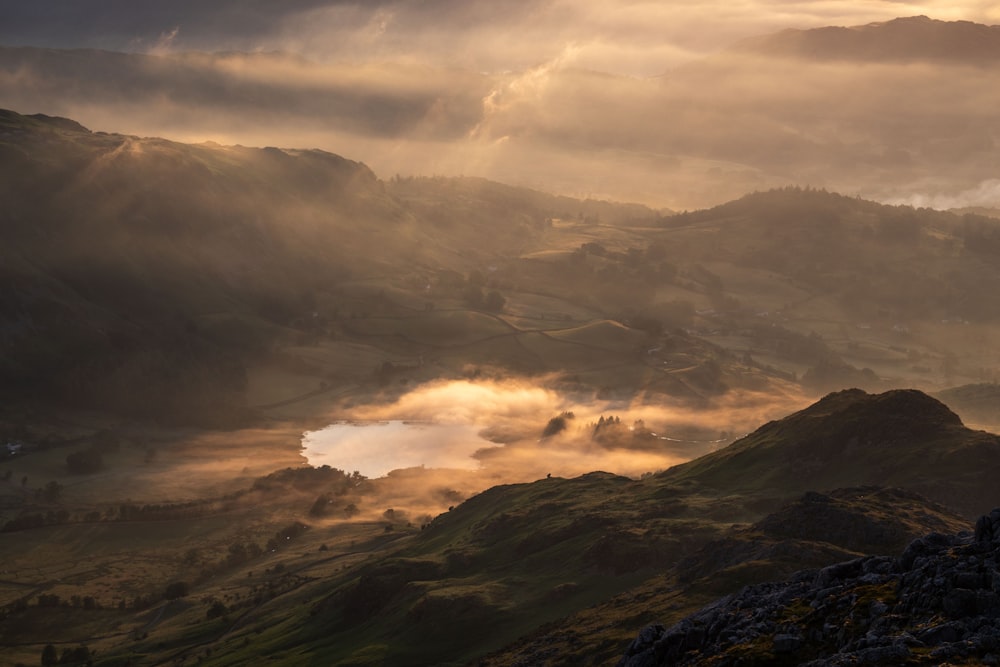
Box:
301, 421, 495, 477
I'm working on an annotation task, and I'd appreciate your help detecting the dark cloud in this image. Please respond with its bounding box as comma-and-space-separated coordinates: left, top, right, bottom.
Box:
0, 0, 349, 50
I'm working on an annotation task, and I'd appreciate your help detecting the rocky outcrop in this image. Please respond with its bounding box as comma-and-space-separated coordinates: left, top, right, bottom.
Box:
619, 508, 1000, 666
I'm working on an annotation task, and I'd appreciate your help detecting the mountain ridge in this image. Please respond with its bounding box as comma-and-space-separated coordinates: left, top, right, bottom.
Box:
733, 15, 1000, 63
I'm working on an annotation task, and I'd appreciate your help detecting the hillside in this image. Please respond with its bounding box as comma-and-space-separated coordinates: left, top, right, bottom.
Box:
664, 388, 1000, 517
482, 487, 967, 667
620, 508, 1000, 666
0, 108, 700, 423
0, 109, 398, 423
191, 390, 993, 666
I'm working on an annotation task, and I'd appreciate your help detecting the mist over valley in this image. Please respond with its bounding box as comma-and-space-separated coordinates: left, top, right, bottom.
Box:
3, 4, 1000, 666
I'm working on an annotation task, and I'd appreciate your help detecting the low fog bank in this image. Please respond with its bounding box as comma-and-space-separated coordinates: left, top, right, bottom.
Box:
298, 378, 810, 520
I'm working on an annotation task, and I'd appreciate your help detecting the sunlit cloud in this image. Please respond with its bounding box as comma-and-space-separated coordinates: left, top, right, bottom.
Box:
295, 377, 810, 515
309, 379, 807, 471
886, 179, 1000, 210
152, 26, 181, 55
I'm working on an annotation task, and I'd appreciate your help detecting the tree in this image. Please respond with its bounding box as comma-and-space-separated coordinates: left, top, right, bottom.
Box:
91, 429, 121, 453
483, 290, 506, 313
309, 493, 333, 517
163, 581, 189, 600
42, 481, 62, 503
66, 448, 102, 474
206, 599, 228, 619
41, 644, 58, 666
541, 411, 575, 439
467, 269, 486, 286
59, 646, 91, 665
646, 241, 668, 262
462, 284, 484, 308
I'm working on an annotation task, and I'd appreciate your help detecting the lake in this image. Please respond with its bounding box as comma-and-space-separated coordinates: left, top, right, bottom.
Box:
301, 420, 496, 477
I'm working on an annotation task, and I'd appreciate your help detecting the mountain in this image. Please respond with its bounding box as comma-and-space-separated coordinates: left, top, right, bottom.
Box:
620, 508, 1000, 666
663, 388, 1000, 517
733, 16, 1000, 63
0, 108, 398, 423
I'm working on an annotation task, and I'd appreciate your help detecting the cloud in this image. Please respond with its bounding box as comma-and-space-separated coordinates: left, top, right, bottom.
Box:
2, 4, 1000, 208
268, 0, 1000, 75
887, 179, 1000, 210
152, 26, 181, 54
1, 1, 997, 75
309, 379, 807, 473
347, 378, 561, 426
295, 377, 810, 517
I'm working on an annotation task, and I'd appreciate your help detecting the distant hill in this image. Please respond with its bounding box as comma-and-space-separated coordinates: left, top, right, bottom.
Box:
733, 15, 1000, 63
951, 205, 1000, 220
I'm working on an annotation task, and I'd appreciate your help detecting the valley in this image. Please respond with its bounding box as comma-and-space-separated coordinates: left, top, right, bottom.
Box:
2, 12, 1000, 665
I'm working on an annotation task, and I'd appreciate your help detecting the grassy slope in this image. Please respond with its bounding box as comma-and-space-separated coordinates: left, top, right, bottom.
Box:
480, 487, 969, 667
201, 390, 992, 666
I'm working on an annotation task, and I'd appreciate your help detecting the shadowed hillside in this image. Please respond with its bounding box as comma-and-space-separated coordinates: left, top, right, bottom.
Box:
0, 109, 396, 423
0, 109, 685, 423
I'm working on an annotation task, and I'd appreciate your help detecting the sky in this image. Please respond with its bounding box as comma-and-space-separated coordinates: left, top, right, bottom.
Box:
2, 1, 998, 74
1, 1, 999, 208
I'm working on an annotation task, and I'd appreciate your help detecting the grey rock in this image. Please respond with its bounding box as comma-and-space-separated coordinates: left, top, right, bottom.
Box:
944, 588, 979, 618
619, 507, 1000, 666
773, 633, 803, 653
